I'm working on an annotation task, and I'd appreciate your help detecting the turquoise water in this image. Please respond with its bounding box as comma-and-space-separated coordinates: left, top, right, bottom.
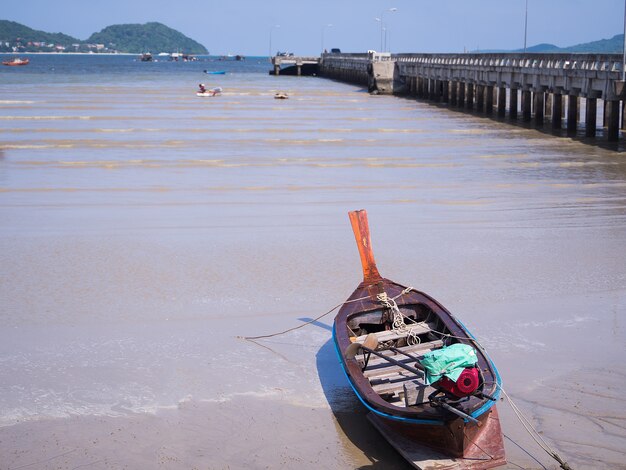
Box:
1, 53, 625, 469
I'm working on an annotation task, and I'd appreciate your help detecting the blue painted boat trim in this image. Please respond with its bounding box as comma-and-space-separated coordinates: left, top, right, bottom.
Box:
332, 323, 445, 426
332, 318, 502, 424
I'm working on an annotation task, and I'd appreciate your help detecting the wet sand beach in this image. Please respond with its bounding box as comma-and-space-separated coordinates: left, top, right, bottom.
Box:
1, 55, 625, 469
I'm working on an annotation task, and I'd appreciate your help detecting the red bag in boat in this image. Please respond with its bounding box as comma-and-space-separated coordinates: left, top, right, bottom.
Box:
435, 367, 479, 398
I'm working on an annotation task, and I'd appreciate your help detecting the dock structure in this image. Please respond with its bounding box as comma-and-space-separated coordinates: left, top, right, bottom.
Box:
318, 52, 626, 143
270, 55, 319, 76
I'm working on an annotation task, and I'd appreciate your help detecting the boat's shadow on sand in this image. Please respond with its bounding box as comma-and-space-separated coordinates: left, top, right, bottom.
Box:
307, 318, 411, 469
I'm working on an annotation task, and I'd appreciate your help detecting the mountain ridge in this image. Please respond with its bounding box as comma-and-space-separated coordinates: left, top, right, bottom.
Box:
513, 34, 624, 53
0, 20, 207, 54
1, 19, 624, 55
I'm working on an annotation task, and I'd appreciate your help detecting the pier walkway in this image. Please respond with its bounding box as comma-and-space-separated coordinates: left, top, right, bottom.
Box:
317, 51, 626, 143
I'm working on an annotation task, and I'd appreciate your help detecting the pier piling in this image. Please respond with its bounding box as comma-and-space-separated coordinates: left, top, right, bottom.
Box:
317, 52, 626, 144
552, 94, 563, 129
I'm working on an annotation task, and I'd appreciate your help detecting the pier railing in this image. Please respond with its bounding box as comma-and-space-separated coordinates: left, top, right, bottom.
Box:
318, 52, 626, 142
394, 53, 623, 101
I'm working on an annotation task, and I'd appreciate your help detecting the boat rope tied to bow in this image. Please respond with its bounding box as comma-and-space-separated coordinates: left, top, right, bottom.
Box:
239, 293, 372, 341
376, 291, 420, 346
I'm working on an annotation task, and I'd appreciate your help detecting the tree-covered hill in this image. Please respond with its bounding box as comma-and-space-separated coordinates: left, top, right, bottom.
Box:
513, 34, 624, 53
0, 20, 80, 51
562, 34, 624, 53
86, 22, 208, 54
0, 20, 208, 54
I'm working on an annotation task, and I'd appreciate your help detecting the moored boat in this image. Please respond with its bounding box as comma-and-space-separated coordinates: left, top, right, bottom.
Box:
2, 57, 29, 66
333, 209, 506, 469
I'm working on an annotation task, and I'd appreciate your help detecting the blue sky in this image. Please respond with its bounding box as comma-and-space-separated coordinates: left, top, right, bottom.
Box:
4, 0, 624, 55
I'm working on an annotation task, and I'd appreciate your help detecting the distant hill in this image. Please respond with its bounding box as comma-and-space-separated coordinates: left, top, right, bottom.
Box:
0, 19, 208, 54
524, 43, 563, 53
515, 34, 624, 53
0, 19, 80, 51
86, 22, 208, 54
562, 34, 624, 53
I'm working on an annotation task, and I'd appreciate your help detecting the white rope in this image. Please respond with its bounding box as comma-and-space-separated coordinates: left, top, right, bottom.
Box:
376, 291, 420, 346
241, 293, 371, 340
495, 384, 572, 469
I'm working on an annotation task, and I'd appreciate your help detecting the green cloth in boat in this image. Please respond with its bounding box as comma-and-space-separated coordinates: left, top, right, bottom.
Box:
420, 343, 478, 385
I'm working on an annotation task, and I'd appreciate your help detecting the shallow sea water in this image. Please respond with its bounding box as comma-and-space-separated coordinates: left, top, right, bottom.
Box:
1, 54, 625, 469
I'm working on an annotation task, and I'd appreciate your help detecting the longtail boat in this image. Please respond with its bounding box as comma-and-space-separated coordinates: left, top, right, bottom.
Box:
2, 57, 29, 66
333, 209, 506, 469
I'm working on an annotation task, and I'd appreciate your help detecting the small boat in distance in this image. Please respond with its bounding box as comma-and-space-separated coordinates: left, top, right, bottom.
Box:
274, 92, 289, 99
333, 209, 506, 469
204, 70, 226, 75
2, 57, 29, 66
140, 53, 152, 62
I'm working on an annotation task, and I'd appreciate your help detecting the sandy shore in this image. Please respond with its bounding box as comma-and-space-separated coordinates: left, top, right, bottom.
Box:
2, 56, 626, 469
0, 392, 412, 470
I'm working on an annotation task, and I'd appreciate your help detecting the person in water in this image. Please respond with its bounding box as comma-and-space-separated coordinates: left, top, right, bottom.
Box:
198, 83, 206, 93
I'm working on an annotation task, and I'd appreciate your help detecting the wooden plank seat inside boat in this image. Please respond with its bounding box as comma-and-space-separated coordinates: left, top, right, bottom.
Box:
371, 375, 437, 407
362, 339, 444, 374
353, 321, 431, 344
354, 339, 444, 407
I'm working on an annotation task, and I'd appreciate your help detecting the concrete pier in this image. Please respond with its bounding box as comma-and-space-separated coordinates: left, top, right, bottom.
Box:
270, 55, 319, 76
318, 52, 626, 144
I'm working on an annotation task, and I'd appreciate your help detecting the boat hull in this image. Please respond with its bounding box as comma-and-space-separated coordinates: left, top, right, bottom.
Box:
368, 408, 506, 469
334, 210, 505, 468
2, 59, 29, 66
333, 278, 505, 466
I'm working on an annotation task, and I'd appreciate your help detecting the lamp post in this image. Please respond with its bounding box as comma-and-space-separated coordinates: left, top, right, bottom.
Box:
523, 0, 528, 53
623, 0, 626, 80
321, 23, 333, 53
376, 7, 397, 52
384, 27, 388, 53
269, 24, 280, 62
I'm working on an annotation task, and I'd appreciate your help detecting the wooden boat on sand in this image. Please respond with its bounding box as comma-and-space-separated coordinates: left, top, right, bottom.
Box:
333, 210, 506, 469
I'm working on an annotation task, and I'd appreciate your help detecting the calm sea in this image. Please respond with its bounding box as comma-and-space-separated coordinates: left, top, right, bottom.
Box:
1, 53, 625, 468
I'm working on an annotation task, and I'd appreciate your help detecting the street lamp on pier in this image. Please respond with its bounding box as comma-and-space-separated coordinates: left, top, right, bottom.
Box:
375, 7, 397, 52
269, 24, 280, 62
321, 24, 333, 53
523, 0, 528, 53
623, 0, 626, 80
